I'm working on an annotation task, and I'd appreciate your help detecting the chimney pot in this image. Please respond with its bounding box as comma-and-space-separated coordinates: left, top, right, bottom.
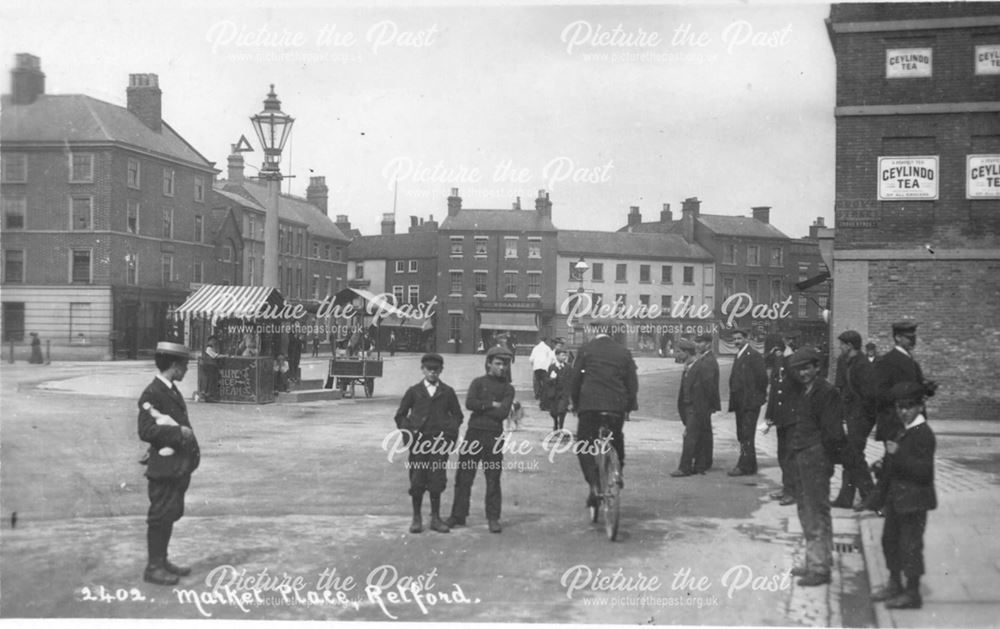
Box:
447, 189, 462, 217
127, 73, 162, 132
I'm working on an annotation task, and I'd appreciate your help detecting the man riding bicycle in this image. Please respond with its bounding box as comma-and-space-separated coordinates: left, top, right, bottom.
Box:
569, 332, 639, 510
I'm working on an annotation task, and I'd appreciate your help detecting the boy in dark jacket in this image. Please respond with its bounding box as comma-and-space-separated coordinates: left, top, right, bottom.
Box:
869, 381, 936, 609
394, 353, 464, 534
446, 345, 515, 533
544, 348, 572, 433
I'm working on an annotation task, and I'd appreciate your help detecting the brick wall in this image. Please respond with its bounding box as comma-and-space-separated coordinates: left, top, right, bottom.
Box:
866, 258, 1000, 421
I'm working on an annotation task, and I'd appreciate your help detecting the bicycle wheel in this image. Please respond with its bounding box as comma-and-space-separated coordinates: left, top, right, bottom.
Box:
601, 447, 621, 541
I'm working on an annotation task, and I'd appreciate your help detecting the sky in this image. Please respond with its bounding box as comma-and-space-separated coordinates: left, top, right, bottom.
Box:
1, 0, 838, 239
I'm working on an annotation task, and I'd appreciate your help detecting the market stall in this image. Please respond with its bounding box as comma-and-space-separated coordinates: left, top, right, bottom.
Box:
173, 284, 284, 404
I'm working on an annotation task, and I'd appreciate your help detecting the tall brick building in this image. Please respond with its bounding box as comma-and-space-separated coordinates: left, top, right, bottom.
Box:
827, 3, 1000, 420
1, 55, 220, 359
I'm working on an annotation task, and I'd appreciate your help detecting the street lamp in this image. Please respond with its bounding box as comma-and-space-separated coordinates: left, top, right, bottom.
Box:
250, 85, 294, 289
574, 257, 589, 294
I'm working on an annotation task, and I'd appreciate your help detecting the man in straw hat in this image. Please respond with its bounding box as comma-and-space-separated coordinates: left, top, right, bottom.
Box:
137, 341, 201, 586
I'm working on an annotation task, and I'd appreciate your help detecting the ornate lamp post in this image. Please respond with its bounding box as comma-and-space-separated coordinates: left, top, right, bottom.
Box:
574, 257, 589, 294
250, 85, 294, 289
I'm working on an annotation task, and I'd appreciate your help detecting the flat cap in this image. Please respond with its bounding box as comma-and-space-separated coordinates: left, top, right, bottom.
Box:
421, 353, 444, 367
155, 341, 191, 358
486, 345, 513, 361
677, 339, 696, 353
782, 330, 800, 339
889, 381, 925, 404
731, 328, 750, 337
694, 334, 713, 343
788, 346, 820, 367
892, 321, 918, 335
837, 330, 862, 350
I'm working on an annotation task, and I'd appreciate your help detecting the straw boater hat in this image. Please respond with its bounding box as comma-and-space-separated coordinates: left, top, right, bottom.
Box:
155, 342, 191, 359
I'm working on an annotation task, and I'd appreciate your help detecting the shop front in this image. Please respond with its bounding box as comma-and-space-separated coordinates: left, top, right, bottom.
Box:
477, 308, 540, 355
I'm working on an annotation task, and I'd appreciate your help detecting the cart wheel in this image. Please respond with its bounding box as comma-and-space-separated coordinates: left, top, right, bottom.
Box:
364, 378, 375, 398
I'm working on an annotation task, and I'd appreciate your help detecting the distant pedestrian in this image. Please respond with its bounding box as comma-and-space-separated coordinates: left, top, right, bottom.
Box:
530, 337, 555, 402
544, 348, 572, 433
137, 342, 200, 586
671, 338, 720, 477
787, 347, 846, 587
388, 331, 397, 357
868, 382, 936, 610
446, 345, 515, 533
28, 332, 44, 364
727, 329, 768, 477
201, 336, 221, 403
311, 334, 320, 358
393, 353, 464, 534
763, 339, 798, 505
569, 332, 638, 510
831, 330, 875, 509
865, 341, 877, 364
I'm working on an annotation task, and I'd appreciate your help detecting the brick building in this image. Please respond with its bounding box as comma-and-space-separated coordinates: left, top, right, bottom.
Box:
555, 230, 715, 354
437, 189, 558, 354
215, 151, 350, 302
1, 55, 220, 359
346, 214, 439, 352
827, 3, 1000, 420
620, 199, 829, 351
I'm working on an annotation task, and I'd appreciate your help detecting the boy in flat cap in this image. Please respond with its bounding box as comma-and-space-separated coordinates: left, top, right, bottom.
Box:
394, 353, 464, 534
138, 342, 200, 585
869, 382, 936, 609
446, 345, 515, 533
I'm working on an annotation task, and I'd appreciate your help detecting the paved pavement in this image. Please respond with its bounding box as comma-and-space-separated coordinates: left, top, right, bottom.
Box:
3, 353, 999, 627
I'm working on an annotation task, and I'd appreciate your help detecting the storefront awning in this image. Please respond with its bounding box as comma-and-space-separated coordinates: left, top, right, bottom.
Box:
173, 284, 283, 319
479, 312, 538, 332
379, 313, 434, 331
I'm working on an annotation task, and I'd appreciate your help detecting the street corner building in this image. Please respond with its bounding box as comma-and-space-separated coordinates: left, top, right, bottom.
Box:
827, 3, 1000, 421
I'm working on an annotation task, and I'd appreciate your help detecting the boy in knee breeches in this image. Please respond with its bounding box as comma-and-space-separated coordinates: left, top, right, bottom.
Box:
394, 353, 464, 534
869, 381, 936, 609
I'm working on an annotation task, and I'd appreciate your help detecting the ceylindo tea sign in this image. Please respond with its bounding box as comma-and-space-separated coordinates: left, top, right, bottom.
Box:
967, 155, 1000, 199
878, 156, 938, 200
561, 293, 794, 328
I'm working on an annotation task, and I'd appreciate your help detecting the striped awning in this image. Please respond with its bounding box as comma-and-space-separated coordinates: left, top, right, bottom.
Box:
379, 313, 434, 331
173, 284, 283, 319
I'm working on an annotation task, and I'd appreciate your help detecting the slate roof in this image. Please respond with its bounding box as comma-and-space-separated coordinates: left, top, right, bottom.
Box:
216, 180, 351, 243
558, 230, 713, 261
620, 214, 790, 240
0, 94, 214, 170
347, 232, 438, 260
440, 209, 557, 233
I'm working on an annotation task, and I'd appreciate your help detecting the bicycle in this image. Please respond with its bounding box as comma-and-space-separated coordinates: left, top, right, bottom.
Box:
588, 417, 623, 541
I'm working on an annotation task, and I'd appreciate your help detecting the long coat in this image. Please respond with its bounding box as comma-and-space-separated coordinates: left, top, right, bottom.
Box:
764, 355, 799, 427
728, 345, 768, 412
138, 378, 200, 479
678, 352, 721, 421
544, 361, 572, 415
570, 336, 639, 415
885, 421, 937, 513
868, 348, 928, 441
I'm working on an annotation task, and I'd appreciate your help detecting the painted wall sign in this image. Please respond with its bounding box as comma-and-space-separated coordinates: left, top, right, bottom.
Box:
835, 199, 880, 227
878, 156, 938, 200
886, 47, 932, 78
967, 155, 1000, 199
975, 44, 1000, 75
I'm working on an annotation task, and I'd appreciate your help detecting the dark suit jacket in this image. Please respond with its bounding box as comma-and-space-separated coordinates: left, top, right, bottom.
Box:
764, 355, 800, 427
869, 348, 927, 441
886, 421, 937, 513
728, 345, 768, 412
138, 377, 200, 479
678, 352, 721, 421
394, 380, 464, 440
544, 362, 573, 414
570, 336, 639, 414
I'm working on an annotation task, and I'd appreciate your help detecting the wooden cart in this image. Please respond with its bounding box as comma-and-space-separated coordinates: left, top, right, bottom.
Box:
324, 356, 383, 398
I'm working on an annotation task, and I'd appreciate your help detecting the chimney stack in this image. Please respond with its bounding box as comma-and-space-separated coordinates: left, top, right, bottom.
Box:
381, 212, 396, 235
513, 196, 522, 210
306, 176, 329, 215
10, 53, 44, 105
127, 73, 162, 132
227, 146, 244, 184
447, 188, 462, 217
627, 206, 642, 229
660, 203, 673, 224
680, 197, 700, 243
752, 206, 771, 224
535, 190, 552, 219
335, 215, 353, 236
808, 216, 826, 240
410, 216, 419, 228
